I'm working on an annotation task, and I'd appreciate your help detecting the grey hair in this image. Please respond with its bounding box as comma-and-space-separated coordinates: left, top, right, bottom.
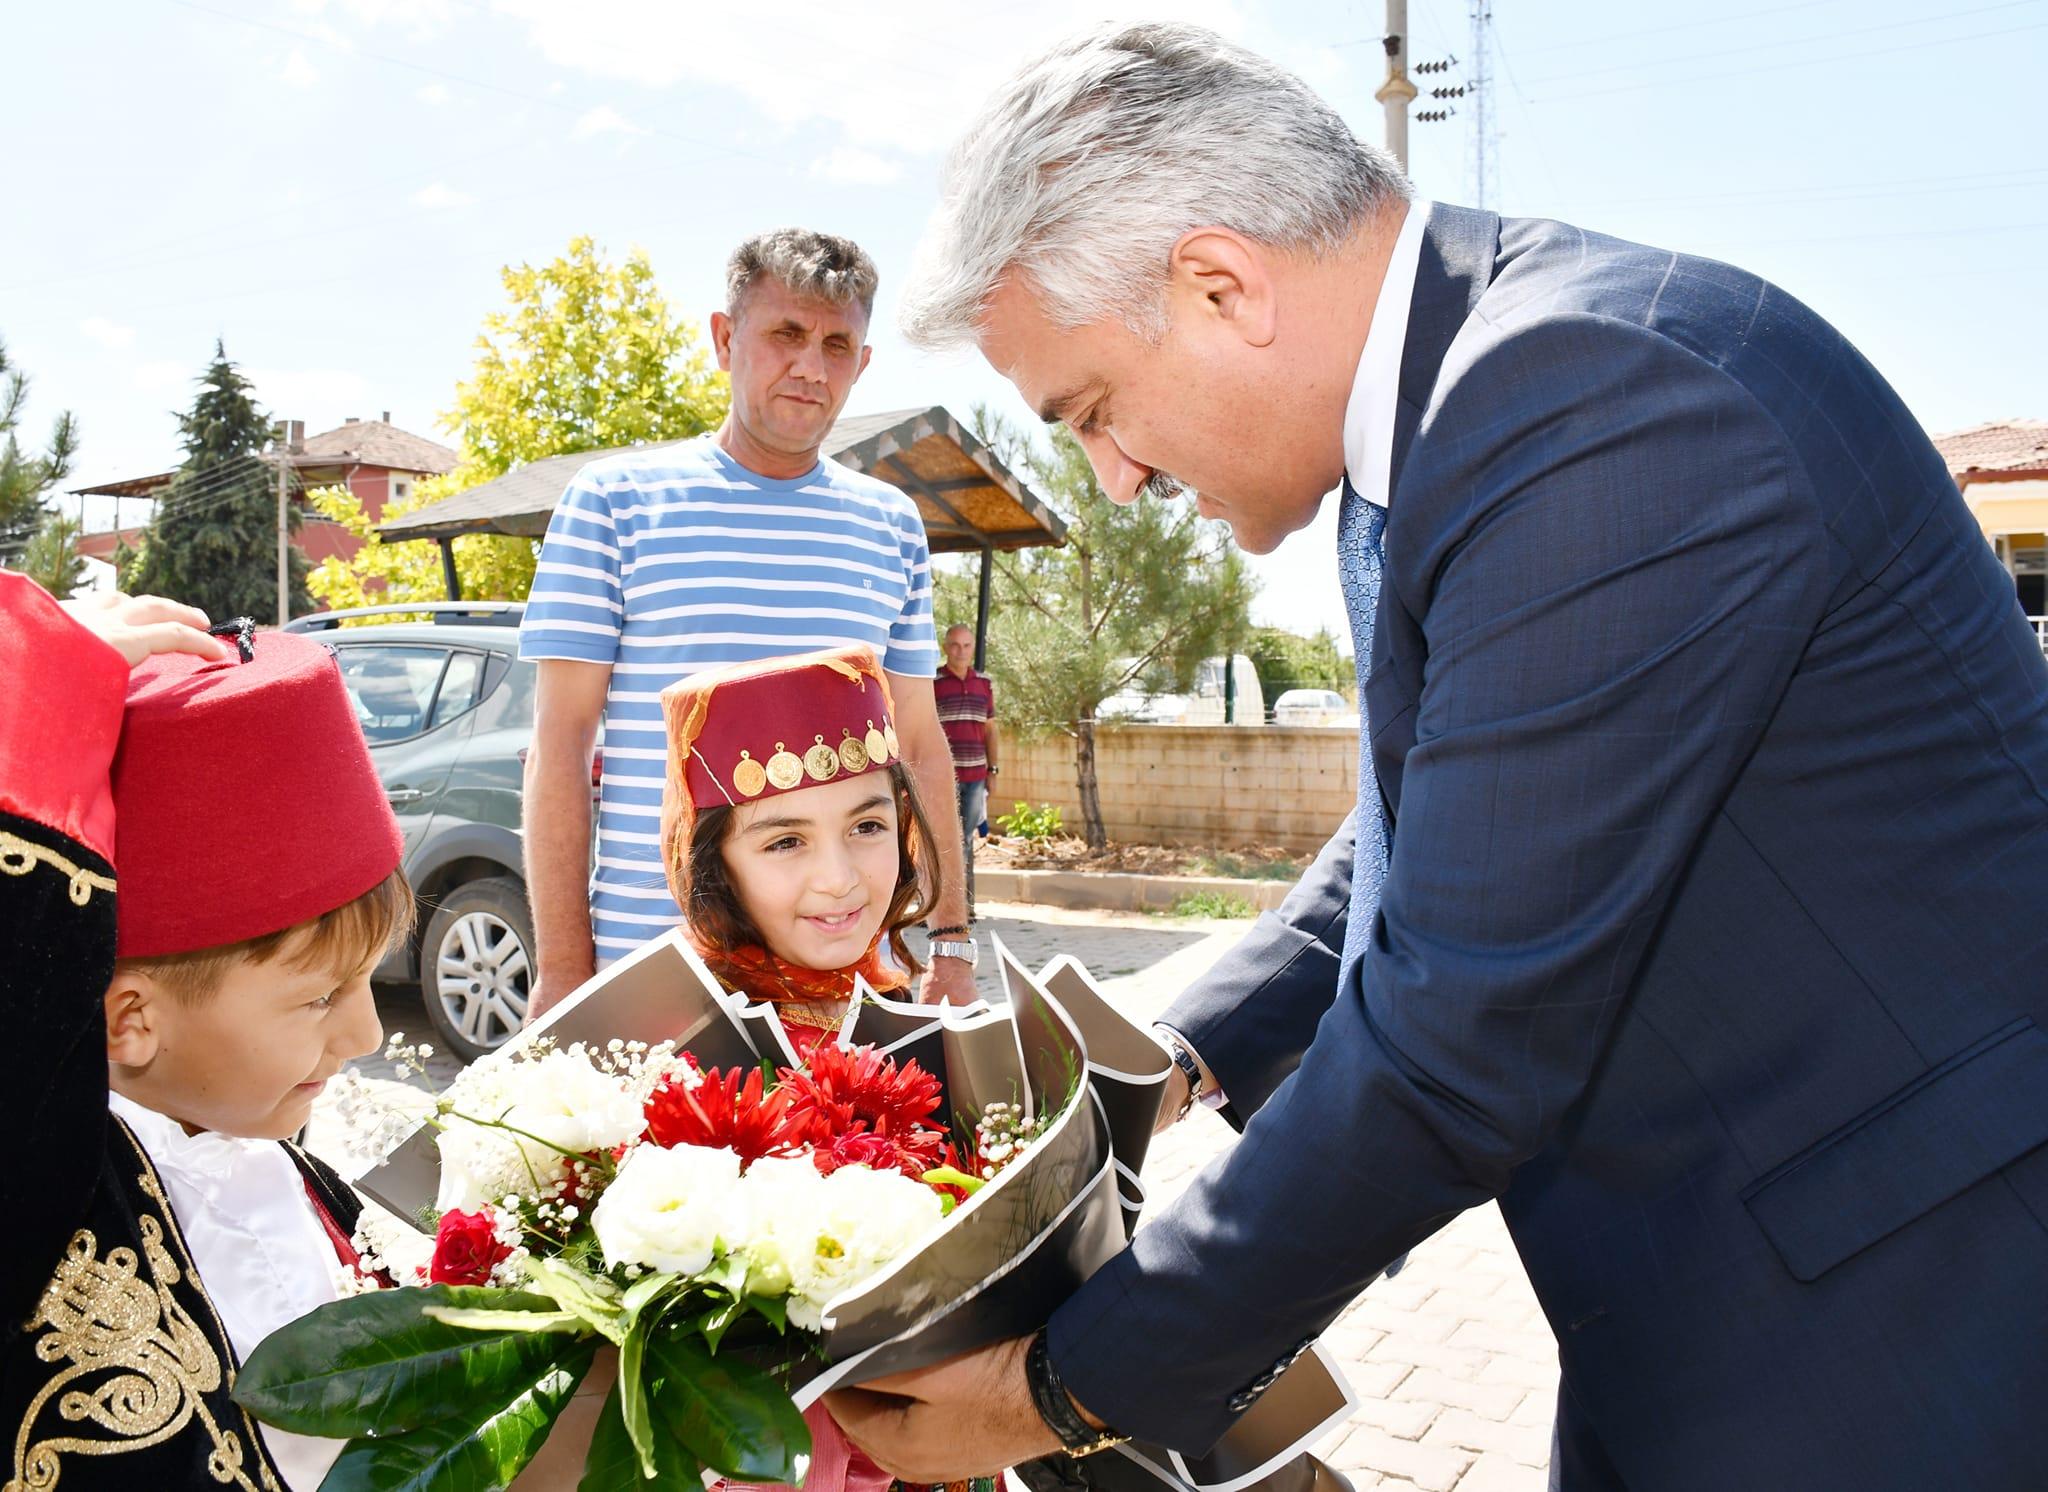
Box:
727, 228, 879, 321
900, 22, 1410, 346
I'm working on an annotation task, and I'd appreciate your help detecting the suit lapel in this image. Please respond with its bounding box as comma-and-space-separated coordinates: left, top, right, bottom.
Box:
1370, 204, 1502, 821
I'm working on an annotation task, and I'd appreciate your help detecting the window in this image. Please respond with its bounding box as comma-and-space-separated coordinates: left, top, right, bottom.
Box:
337, 646, 450, 744
429, 651, 485, 729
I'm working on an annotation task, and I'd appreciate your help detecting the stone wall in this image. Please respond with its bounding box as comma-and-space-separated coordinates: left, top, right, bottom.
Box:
990, 724, 1356, 852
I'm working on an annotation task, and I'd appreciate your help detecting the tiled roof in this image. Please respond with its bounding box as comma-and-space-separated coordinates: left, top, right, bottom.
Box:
1933, 419, 2048, 479
294, 419, 458, 475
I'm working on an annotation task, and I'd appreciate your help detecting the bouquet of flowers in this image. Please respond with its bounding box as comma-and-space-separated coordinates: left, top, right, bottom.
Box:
236, 935, 1353, 1491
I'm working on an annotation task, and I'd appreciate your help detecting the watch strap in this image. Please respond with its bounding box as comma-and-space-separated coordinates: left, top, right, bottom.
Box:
1026, 1328, 1126, 1457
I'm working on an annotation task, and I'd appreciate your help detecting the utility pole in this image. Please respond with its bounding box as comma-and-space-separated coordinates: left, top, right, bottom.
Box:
1468, 0, 1497, 209
274, 418, 302, 626
1376, 1, 1419, 172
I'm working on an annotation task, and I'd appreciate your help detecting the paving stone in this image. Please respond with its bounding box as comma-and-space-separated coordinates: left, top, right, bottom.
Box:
1390, 1368, 1528, 1423
1342, 1392, 1442, 1440
1330, 1427, 1473, 1492
1449, 1452, 1547, 1492
1420, 1407, 1554, 1467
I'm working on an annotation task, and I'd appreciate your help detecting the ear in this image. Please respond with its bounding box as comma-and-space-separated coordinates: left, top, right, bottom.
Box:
710, 309, 736, 370
1166, 227, 1279, 349
854, 343, 874, 381
103, 970, 164, 1068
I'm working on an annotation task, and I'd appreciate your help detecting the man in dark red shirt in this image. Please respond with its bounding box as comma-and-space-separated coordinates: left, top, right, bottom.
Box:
934, 624, 999, 918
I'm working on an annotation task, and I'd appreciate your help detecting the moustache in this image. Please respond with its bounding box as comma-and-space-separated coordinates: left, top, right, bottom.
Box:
1140, 471, 1192, 502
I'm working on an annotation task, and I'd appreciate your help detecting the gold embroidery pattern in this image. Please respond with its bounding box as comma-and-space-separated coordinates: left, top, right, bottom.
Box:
0, 831, 114, 909
8, 1143, 281, 1492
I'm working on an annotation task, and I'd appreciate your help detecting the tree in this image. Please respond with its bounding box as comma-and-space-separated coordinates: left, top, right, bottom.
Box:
19, 509, 86, 598
445, 235, 728, 483
311, 237, 729, 614
123, 342, 310, 621
948, 410, 1256, 849
1246, 625, 1353, 714
0, 337, 80, 570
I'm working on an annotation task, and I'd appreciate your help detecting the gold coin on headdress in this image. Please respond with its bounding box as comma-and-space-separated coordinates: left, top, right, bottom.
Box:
804, 735, 841, 782
838, 730, 869, 774
883, 722, 901, 759
864, 720, 890, 765
766, 742, 805, 791
733, 750, 768, 798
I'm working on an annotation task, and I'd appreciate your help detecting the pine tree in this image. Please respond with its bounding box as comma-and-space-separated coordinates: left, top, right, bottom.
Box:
124, 342, 309, 620
0, 337, 80, 570
20, 510, 86, 598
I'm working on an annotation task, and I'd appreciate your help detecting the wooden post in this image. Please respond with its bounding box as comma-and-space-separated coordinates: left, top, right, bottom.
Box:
439, 537, 462, 601
974, 545, 994, 671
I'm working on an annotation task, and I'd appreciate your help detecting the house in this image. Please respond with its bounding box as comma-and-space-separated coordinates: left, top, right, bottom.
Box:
1936, 418, 2048, 620
70, 413, 458, 577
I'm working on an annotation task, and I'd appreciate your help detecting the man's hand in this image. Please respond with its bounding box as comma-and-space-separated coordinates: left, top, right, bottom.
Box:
60, 592, 231, 668
920, 952, 978, 1006
826, 1336, 1061, 1482
1156, 1063, 1191, 1134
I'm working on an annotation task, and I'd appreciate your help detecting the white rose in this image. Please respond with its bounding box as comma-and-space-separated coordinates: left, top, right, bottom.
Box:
750, 1163, 943, 1331
591, 1143, 744, 1276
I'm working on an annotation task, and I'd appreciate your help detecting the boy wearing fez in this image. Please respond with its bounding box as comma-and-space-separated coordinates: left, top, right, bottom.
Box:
1, 575, 412, 1491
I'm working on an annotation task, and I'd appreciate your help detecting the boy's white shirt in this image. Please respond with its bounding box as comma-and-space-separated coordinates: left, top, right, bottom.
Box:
108, 1091, 346, 1492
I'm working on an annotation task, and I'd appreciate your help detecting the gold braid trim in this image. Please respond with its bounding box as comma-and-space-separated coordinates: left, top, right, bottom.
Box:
0, 832, 114, 909
8, 1127, 282, 1492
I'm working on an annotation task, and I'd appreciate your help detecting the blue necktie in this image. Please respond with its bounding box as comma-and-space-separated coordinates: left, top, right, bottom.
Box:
1337, 476, 1391, 975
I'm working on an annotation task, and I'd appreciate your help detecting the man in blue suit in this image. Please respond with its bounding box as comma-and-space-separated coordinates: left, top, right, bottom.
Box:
829, 23, 2048, 1490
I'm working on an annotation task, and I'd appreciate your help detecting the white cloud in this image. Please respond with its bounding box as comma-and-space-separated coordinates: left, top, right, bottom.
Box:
279, 47, 320, 88
294, 0, 458, 42
80, 317, 136, 351
571, 105, 644, 140
810, 146, 903, 187
417, 81, 451, 105
411, 181, 476, 209
490, 0, 1246, 158
131, 361, 189, 395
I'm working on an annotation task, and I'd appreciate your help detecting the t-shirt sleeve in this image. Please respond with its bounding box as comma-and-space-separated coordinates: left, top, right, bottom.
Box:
519, 468, 625, 666
883, 505, 940, 677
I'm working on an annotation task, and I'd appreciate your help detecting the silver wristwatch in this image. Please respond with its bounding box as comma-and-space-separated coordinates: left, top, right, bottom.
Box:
930, 938, 979, 967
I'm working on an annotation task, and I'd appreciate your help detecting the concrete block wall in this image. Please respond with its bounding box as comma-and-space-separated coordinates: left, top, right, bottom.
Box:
989, 724, 1357, 852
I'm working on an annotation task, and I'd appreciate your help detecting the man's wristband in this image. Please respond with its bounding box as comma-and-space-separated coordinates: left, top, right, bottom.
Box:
927, 924, 970, 939
1025, 1328, 1125, 1458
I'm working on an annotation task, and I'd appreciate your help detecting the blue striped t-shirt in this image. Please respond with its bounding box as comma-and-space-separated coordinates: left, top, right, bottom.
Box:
518, 436, 939, 965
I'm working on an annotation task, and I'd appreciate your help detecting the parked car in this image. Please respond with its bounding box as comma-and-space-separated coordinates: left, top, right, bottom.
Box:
1271, 687, 1352, 727
283, 603, 586, 1061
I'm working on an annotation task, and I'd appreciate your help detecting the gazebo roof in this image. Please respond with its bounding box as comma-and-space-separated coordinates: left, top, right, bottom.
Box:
1935, 419, 2048, 482
377, 405, 1067, 554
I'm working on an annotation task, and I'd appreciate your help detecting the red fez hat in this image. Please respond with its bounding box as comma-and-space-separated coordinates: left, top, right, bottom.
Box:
112, 631, 403, 959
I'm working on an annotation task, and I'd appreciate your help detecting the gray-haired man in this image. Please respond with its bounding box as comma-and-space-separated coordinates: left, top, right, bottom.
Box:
520, 228, 975, 1019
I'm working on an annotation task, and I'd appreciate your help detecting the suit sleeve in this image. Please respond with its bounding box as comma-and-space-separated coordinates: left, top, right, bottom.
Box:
0, 574, 130, 1324
1047, 315, 1829, 1451
1159, 814, 1354, 1127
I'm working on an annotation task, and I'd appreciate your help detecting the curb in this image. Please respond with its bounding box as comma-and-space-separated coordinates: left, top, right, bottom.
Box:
975, 866, 1289, 915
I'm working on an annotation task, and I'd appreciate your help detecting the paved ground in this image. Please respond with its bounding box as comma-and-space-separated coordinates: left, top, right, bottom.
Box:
319, 903, 1558, 1491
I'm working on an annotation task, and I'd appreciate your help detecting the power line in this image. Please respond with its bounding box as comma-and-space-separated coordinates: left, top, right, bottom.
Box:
1514, 0, 1857, 57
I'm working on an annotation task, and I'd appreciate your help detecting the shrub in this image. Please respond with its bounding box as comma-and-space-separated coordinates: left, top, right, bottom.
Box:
1170, 890, 1256, 919
995, 801, 1064, 841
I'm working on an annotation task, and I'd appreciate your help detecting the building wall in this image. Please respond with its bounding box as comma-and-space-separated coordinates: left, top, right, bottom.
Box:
992, 723, 1357, 852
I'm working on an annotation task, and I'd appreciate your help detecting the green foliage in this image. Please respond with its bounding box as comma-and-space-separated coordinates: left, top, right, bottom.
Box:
1246, 625, 1353, 712
19, 508, 85, 598
0, 337, 79, 571
305, 481, 536, 615
1189, 850, 1307, 882
951, 407, 1257, 847
1170, 890, 1257, 919
995, 800, 1064, 840
446, 235, 729, 484
640, 1329, 810, 1482
122, 342, 311, 620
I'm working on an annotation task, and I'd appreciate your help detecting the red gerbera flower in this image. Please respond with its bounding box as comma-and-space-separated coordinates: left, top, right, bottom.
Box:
643, 1065, 808, 1168
809, 1122, 949, 1182
778, 1043, 944, 1144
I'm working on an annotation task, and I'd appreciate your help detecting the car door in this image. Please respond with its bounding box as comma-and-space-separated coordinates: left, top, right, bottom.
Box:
332, 643, 475, 862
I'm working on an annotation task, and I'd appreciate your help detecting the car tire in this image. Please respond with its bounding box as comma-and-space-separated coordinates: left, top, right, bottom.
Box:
421, 876, 534, 1063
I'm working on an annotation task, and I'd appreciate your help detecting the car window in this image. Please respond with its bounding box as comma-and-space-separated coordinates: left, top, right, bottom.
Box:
336, 646, 451, 745
429, 651, 485, 730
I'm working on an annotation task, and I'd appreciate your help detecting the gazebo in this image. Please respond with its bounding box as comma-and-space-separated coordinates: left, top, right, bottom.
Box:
377, 405, 1066, 665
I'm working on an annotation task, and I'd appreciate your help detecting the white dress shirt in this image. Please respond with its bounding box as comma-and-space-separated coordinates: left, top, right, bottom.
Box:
108, 1093, 347, 1491
1342, 198, 1434, 509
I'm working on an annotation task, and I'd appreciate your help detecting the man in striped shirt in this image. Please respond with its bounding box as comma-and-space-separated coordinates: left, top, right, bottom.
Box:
518, 229, 973, 1016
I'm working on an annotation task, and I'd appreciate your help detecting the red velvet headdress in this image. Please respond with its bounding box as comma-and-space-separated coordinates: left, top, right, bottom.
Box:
112, 631, 402, 959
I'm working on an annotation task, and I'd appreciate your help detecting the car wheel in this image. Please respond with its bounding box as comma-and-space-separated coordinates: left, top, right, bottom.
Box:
421, 876, 533, 1063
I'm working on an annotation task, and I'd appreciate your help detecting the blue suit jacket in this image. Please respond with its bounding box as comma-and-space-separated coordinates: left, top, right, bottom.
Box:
1047, 205, 2048, 1490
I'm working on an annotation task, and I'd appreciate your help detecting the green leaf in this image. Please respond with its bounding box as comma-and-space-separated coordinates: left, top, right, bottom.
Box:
320, 1338, 596, 1492
620, 1271, 677, 1321
644, 1330, 810, 1481
580, 1375, 702, 1490
524, 1257, 628, 1344
746, 1294, 789, 1333
699, 1296, 742, 1352
921, 1165, 986, 1195
234, 1287, 588, 1437
422, 1307, 585, 1334
618, 1315, 655, 1478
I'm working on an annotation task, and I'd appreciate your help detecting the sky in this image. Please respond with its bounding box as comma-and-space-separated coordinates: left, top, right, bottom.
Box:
7, 0, 2045, 639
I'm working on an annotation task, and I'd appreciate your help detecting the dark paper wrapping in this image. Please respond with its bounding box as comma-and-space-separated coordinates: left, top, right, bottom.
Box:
354, 931, 1352, 1490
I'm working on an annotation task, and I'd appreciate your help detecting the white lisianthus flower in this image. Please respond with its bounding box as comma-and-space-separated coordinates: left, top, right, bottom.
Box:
592, 1142, 744, 1276
734, 1156, 828, 1301
435, 1050, 646, 1213
750, 1162, 944, 1331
